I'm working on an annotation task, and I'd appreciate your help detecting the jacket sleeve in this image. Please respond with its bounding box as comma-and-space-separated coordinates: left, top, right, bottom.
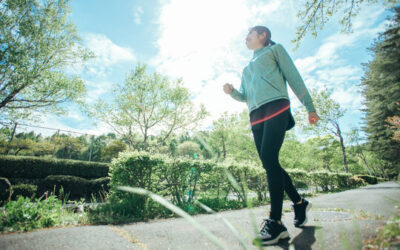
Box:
273, 44, 316, 113
230, 74, 247, 102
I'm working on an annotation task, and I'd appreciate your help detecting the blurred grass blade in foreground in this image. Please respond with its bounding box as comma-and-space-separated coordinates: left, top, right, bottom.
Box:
117, 186, 229, 250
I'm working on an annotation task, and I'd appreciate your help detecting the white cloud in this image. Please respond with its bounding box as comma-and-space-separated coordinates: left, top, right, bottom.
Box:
291, 4, 389, 115
151, 0, 291, 129
134, 6, 144, 25
151, 0, 390, 134
83, 33, 136, 77
84, 80, 112, 105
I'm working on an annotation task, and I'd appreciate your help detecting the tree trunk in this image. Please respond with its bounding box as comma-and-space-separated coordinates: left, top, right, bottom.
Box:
5, 122, 17, 155
359, 151, 373, 175
335, 121, 349, 173
222, 139, 226, 159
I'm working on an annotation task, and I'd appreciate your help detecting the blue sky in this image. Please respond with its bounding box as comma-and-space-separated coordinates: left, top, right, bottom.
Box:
20, 0, 395, 142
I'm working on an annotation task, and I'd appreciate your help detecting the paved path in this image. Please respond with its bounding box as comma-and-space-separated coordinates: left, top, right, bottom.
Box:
1, 181, 399, 250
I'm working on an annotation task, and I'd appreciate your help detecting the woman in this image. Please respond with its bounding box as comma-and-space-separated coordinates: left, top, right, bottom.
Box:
223, 26, 320, 245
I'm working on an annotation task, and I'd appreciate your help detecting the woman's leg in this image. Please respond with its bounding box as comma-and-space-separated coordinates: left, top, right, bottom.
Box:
252, 110, 301, 221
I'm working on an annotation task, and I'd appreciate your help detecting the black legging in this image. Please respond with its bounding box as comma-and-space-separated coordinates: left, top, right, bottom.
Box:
251, 108, 301, 221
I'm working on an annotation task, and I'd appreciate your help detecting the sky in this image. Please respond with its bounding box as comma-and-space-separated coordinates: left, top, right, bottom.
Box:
11, 0, 397, 142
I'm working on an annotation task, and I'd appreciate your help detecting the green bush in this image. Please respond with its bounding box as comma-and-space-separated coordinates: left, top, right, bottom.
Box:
0, 155, 109, 179
336, 173, 352, 188
37, 175, 110, 201
287, 169, 310, 189
377, 177, 386, 183
10, 184, 37, 200
348, 176, 367, 188
107, 151, 163, 220
152, 158, 212, 205
310, 171, 336, 191
356, 175, 378, 184
197, 196, 244, 211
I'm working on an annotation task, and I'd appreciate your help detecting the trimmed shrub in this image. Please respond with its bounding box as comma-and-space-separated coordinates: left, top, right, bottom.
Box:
356, 175, 378, 184
348, 176, 367, 188
10, 184, 37, 200
336, 172, 352, 188
377, 177, 386, 183
0, 155, 110, 179
287, 169, 310, 189
37, 175, 110, 201
152, 158, 212, 205
38, 175, 90, 200
107, 151, 163, 219
0, 177, 12, 204
310, 171, 336, 191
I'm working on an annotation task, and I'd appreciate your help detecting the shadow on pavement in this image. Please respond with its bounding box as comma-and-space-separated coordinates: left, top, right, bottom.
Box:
272, 226, 319, 250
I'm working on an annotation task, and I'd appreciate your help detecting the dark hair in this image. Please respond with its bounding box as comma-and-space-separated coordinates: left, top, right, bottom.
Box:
249, 26, 276, 46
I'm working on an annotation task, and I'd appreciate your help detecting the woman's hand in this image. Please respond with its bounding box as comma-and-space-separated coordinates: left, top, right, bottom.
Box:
308, 112, 320, 125
223, 83, 233, 94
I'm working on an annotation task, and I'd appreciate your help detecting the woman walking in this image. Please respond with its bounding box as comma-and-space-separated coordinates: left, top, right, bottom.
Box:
223, 26, 320, 245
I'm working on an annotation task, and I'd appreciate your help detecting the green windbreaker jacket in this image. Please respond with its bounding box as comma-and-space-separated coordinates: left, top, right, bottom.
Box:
230, 43, 316, 113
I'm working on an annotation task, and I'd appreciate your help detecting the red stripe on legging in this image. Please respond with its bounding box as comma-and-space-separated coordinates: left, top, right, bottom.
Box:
250, 105, 290, 126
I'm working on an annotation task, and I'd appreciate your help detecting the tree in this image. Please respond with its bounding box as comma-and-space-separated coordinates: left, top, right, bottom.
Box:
346, 127, 375, 176
295, 87, 349, 172
360, 7, 400, 177
293, 0, 397, 49
0, 0, 92, 122
177, 141, 200, 159
84, 63, 208, 151
208, 112, 234, 160
101, 139, 127, 162
385, 101, 400, 142
54, 134, 83, 159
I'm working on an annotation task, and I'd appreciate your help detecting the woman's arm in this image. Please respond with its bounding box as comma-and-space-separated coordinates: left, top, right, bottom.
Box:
229, 75, 247, 102
273, 44, 316, 113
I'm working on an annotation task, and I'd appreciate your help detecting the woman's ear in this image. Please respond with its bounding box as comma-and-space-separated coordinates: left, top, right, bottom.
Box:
260, 32, 267, 44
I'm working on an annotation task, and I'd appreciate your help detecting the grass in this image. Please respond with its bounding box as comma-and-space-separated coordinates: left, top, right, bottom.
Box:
362, 202, 400, 249
0, 193, 90, 233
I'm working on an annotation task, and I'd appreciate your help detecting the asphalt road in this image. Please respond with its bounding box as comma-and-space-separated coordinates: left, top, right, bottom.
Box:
1, 181, 399, 250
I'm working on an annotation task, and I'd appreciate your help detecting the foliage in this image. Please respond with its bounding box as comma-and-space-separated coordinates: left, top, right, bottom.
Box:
0, 0, 92, 122
293, 0, 397, 49
107, 151, 162, 219
295, 87, 349, 172
360, 7, 400, 178
385, 101, 400, 142
83, 63, 208, 151
177, 141, 200, 159
0, 155, 109, 179
348, 176, 367, 188
100, 139, 126, 162
355, 175, 377, 185
0, 195, 62, 232
91, 151, 368, 223
7, 183, 37, 200
0, 195, 87, 232
363, 202, 400, 249
39, 175, 110, 201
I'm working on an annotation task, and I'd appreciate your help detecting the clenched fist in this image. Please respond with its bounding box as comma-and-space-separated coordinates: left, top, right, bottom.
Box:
223, 83, 233, 94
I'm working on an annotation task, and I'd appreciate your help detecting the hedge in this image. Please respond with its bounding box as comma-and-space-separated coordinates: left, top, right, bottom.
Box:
0, 155, 110, 179
39, 175, 110, 200
356, 175, 378, 184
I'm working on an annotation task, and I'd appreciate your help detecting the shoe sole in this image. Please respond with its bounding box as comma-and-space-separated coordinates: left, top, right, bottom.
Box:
296, 201, 312, 227
258, 231, 290, 245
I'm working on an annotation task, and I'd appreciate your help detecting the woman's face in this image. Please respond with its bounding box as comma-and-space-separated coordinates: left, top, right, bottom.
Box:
245, 30, 265, 50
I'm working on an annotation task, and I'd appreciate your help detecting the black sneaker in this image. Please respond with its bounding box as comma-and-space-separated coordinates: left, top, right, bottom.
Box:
254, 218, 290, 245
293, 198, 312, 227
